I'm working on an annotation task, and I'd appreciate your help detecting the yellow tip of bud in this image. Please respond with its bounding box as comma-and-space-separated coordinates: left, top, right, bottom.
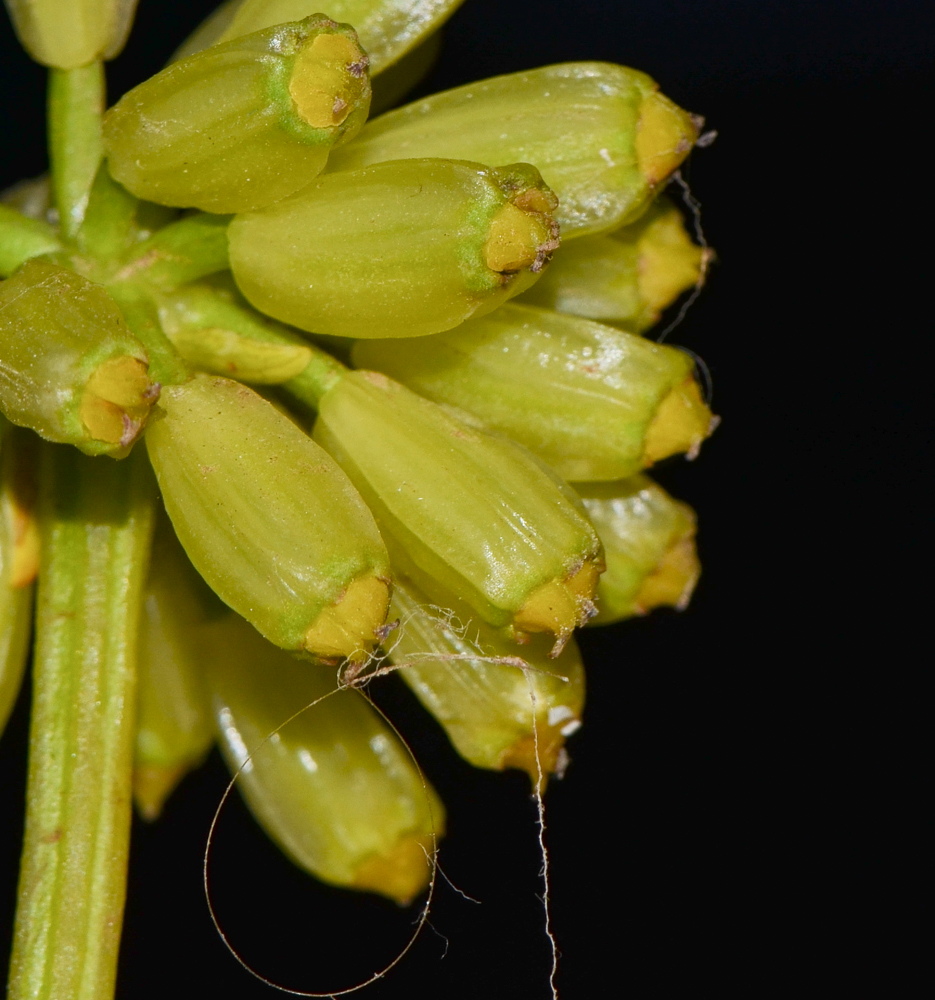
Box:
79, 356, 159, 450
634, 533, 700, 614
133, 763, 189, 821
642, 377, 716, 465
513, 561, 601, 653
303, 574, 390, 660
635, 90, 699, 187
484, 201, 559, 274
290, 32, 367, 129
351, 834, 435, 905
636, 209, 708, 317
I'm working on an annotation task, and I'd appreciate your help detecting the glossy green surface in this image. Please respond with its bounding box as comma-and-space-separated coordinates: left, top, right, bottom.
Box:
391, 579, 585, 775
331, 62, 659, 238
204, 611, 443, 895
229, 158, 550, 338
313, 369, 601, 627
352, 302, 696, 482
104, 17, 371, 213
0, 204, 62, 277
145, 374, 389, 652
578, 475, 698, 623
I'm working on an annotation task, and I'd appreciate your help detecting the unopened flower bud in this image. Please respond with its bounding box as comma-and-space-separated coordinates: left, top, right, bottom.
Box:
352, 302, 717, 482
521, 195, 708, 330
579, 475, 700, 623
229, 158, 559, 338
390, 578, 585, 783
204, 610, 443, 904
144, 374, 391, 660
0, 260, 158, 457
313, 369, 602, 650
330, 62, 699, 238
3, 0, 138, 68
103, 16, 371, 213
0, 204, 62, 278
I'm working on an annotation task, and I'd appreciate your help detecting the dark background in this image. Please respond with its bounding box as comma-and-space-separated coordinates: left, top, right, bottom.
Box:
1, 0, 928, 995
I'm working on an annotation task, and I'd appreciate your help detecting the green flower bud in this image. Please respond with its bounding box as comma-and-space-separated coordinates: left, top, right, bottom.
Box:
390, 578, 585, 783
144, 373, 391, 660
228, 158, 560, 338
103, 16, 371, 213
0, 260, 159, 456
204, 610, 443, 904
578, 475, 700, 623
330, 62, 701, 239
133, 515, 218, 821
2, 0, 138, 69
352, 302, 716, 482
0, 204, 62, 278
0, 420, 37, 740
521, 195, 708, 331
156, 282, 314, 384
313, 369, 602, 649
175, 0, 466, 75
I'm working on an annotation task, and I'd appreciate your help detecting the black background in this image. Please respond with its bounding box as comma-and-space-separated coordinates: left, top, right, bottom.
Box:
0, 1, 929, 996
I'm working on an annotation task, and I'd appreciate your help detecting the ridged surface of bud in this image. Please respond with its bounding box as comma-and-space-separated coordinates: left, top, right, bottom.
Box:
0, 260, 158, 457
103, 16, 371, 213
352, 303, 715, 482
579, 475, 700, 623
313, 370, 602, 648
390, 579, 585, 781
229, 158, 559, 338
205, 611, 443, 904
145, 374, 391, 659
330, 62, 699, 238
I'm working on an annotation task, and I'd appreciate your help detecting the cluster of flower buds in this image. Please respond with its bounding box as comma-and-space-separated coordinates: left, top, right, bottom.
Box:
0, 0, 717, 996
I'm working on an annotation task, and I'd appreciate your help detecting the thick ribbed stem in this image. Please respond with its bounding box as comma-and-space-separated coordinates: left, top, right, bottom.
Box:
48, 63, 105, 241
7, 444, 155, 1000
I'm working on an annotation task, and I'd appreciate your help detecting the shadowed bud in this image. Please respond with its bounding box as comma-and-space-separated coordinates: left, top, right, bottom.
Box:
103, 16, 371, 213
330, 62, 700, 239
204, 610, 443, 904
352, 302, 717, 482
0, 204, 62, 278
579, 475, 700, 624
229, 158, 559, 338
521, 195, 709, 331
313, 369, 602, 650
0, 260, 158, 457
133, 515, 218, 821
390, 578, 585, 784
3, 0, 138, 68
145, 374, 390, 660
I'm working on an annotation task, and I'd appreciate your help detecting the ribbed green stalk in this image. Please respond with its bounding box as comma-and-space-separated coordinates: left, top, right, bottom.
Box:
47, 63, 105, 240
7, 443, 155, 1000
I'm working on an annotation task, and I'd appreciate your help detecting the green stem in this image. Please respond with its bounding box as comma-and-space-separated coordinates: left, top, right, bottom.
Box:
115, 213, 232, 289
7, 444, 156, 1000
48, 63, 105, 242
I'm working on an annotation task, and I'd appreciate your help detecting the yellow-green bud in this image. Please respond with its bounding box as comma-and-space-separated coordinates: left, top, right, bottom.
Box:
145, 374, 391, 660
229, 158, 560, 338
521, 195, 708, 331
204, 610, 443, 904
133, 515, 217, 821
352, 302, 716, 482
2, 0, 138, 68
0, 420, 37, 741
0, 204, 62, 278
0, 260, 159, 457
176, 0, 466, 76
578, 475, 700, 623
103, 16, 371, 213
330, 62, 700, 239
390, 578, 585, 783
313, 370, 602, 649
